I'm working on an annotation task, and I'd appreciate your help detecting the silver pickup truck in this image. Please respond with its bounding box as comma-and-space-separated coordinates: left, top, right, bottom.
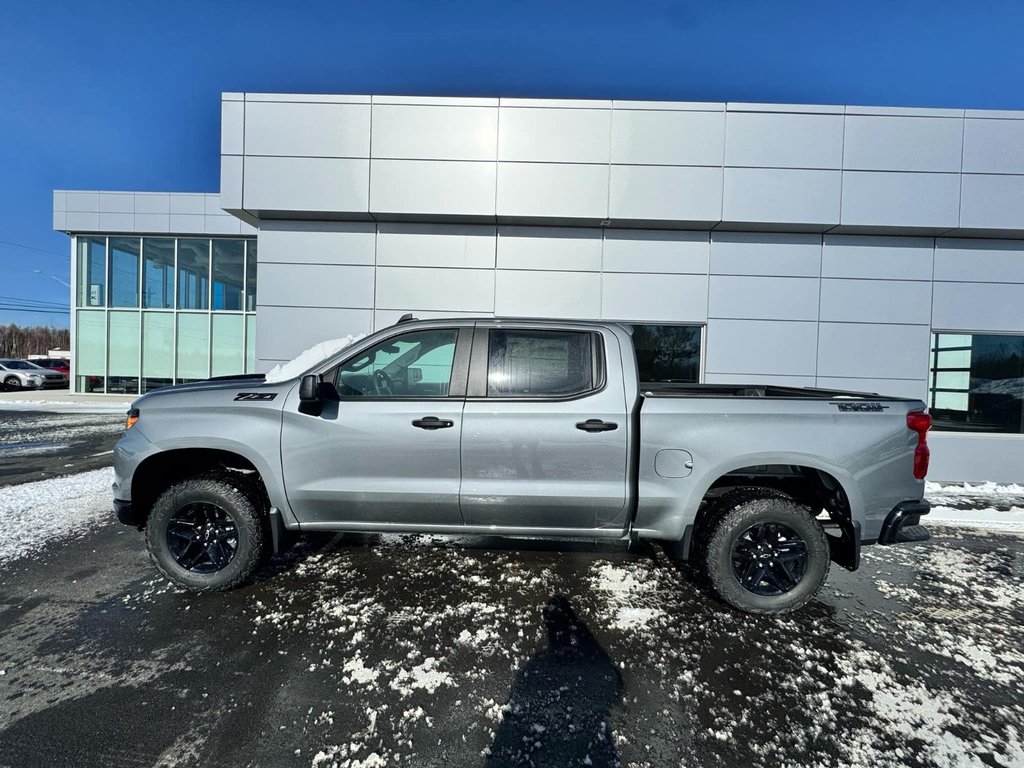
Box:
113, 317, 933, 614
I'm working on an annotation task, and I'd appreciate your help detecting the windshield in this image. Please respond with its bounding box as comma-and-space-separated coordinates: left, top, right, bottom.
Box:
0, 360, 42, 370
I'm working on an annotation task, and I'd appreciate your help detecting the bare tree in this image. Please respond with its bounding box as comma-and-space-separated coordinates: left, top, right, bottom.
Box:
0, 324, 70, 359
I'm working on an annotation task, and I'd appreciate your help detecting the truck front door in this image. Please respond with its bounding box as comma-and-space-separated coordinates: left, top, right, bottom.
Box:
460, 326, 630, 531
280, 326, 470, 528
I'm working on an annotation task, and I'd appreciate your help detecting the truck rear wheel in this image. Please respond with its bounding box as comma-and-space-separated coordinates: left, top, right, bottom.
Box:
702, 489, 830, 614
145, 475, 268, 592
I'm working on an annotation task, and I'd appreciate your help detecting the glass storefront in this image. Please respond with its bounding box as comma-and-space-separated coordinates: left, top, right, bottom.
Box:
929, 332, 1024, 434
74, 235, 257, 394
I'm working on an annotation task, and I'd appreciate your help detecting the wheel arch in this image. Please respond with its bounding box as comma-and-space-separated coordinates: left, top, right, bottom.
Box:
682, 455, 862, 571
132, 448, 269, 526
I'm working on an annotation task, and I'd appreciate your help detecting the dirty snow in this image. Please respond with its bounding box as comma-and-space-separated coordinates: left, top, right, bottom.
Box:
926, 480, 1024, 496
0, 467, 114, 563
264, 335, 366, 383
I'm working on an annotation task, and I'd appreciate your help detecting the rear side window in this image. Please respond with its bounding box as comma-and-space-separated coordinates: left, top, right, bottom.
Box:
487, 330, 596, 398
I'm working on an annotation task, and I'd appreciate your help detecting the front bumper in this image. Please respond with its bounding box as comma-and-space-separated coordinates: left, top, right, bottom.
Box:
878, 500, 931, 545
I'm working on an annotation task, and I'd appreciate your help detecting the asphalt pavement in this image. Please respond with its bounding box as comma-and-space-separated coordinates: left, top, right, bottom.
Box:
1, 413, 1023, 768
0, 408, 124, 486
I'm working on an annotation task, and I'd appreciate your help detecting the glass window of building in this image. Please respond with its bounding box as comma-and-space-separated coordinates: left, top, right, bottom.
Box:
108, 312, 141, 394
929, 333, 1024, 434
143, 238, 175, 309
108, 237, 140, 308
212, 240, 244, 311
73, 235, 255, 394
142, 312, 174, 393
631, 325, 702, 383
77, 237, 106, 307
177, 238, 210, 310
246, 240, 258, 312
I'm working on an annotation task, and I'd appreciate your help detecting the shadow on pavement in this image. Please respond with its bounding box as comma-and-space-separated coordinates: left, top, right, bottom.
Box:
485, 595, 623, 767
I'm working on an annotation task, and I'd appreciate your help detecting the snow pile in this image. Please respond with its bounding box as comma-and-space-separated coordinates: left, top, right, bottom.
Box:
264, 334, 366, 384
928, 505, 1024, 531
926, 480, 1024, 495
0, 468, 114, 563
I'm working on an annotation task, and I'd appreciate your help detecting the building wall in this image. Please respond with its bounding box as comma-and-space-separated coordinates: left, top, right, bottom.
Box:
54, 94, 1024, 482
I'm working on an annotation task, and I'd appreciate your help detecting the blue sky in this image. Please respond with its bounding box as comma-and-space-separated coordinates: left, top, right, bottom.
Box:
1, 0, 1022, 327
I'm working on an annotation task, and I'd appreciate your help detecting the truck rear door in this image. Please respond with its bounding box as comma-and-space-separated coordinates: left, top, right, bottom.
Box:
459, 324, 629, 531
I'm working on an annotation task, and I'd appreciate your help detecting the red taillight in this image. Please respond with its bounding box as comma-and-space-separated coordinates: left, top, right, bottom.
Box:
907, 410, 932, 479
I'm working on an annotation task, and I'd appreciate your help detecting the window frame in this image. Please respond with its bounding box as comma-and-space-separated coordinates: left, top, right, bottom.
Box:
324, 326, 472, 401
467, 326, 607, 401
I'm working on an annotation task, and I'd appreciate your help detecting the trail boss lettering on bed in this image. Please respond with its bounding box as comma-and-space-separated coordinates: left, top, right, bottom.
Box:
833, 402, 890, 412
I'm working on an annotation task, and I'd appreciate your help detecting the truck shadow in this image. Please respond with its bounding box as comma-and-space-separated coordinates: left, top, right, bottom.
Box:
485, 595, 623, 767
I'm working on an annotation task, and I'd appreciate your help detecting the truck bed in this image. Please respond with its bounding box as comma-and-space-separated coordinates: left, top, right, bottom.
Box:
640, 382, 918, 401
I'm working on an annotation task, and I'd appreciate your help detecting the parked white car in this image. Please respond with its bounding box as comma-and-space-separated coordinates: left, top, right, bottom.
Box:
0, 358, 69, 390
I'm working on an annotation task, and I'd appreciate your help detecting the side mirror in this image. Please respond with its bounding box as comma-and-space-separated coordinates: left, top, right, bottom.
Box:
299, 374, 320, 402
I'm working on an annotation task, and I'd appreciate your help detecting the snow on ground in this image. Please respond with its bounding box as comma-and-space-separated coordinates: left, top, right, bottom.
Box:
928, 505, 1024, 531
927, 481, 1024, 496
0, 468, 114, 563
264, 335, 366, 383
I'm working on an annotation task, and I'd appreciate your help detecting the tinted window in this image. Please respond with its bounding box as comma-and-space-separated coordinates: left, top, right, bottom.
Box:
929, 332, 1024, 434
487, 330, 594, 397
631, 324, 702, 383
336, 329, 459, 398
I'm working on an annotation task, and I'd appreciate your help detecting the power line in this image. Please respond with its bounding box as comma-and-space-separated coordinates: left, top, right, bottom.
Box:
0, 239, 69, 259
0, 305, 70, 315
0, 297, 68, 309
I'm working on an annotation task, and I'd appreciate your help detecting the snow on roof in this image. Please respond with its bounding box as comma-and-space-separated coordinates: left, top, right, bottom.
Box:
264, 335, 367, 384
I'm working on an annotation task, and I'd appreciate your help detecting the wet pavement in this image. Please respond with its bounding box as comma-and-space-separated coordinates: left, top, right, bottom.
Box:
0, 410, 124, 486
1, 410, 1023, 767
1, 520, 1022, 768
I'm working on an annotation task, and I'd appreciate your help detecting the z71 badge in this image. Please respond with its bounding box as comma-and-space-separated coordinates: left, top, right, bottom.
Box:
234, 392, 277, 401
832, 401, 889, 412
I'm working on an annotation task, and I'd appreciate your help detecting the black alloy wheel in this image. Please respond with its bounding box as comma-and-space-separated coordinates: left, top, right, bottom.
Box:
146, 474, 267, 592
700, 488, 830, 614
731, 522, 809, 596
166, 502, 239, 573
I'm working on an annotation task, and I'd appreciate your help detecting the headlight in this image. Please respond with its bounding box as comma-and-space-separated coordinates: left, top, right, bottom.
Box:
126, 408, 140, 430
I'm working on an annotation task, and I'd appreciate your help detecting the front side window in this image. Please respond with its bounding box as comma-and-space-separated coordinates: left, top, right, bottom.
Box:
335, 329, 459, 398
487, 330, 595, 398
929, 332, 1024, 434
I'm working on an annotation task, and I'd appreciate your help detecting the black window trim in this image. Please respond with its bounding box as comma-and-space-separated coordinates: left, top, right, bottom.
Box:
466, 325, 607, 402
323, 326, 472, 401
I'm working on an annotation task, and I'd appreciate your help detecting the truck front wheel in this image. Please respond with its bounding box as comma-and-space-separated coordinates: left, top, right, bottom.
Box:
702, 490, 830, 614
145, 475, 268, 592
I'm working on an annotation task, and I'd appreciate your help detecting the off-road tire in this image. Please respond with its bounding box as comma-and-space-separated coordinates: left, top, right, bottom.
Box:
3, 376, 21, 390
702, 488, 830, 614
145, 474, 268, 592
